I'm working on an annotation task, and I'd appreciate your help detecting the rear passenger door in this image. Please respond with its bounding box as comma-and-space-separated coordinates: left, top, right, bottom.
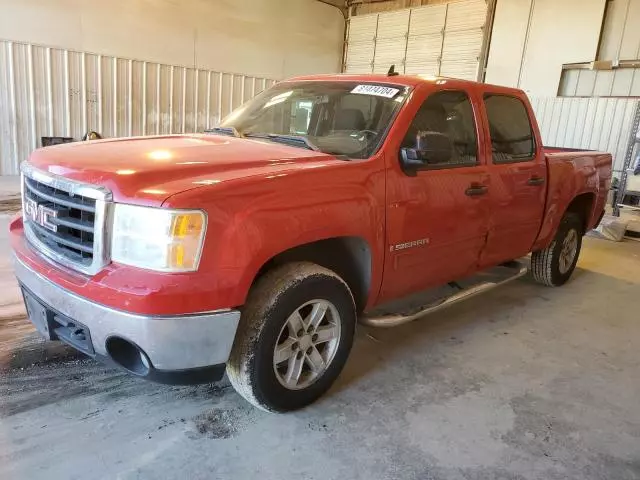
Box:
479, 93, 547, 268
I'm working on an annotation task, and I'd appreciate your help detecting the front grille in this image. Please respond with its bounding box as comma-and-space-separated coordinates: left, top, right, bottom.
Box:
21, 164, 112, 275
24, 176, 96, 264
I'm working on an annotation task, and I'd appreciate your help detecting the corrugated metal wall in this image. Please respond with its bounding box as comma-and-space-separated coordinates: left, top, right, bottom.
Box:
558, 67, 640, 97
0, 40, 276, 175
530, 96, 640, 175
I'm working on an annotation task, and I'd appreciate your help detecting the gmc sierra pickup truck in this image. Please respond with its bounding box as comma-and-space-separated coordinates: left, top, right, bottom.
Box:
11, 74, 611, 412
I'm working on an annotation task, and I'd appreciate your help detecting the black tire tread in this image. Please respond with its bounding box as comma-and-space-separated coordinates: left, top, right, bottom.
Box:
226, 261, 354, 412
531, 212, 582, 287
531, 237, 556, 287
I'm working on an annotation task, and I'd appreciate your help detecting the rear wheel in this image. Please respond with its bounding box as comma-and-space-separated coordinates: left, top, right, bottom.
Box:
226, 262, 356, 412
531, 212, 583, 287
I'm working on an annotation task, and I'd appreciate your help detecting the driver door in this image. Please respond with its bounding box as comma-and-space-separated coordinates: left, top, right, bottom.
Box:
380, 89, 491, 302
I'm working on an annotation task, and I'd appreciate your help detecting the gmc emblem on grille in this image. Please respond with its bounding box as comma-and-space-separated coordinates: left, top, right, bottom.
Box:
24, 198, 58, 232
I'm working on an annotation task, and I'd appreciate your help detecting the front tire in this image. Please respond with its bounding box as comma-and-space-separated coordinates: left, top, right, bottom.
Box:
531, 212, 583, 287
226, 262, 356, 412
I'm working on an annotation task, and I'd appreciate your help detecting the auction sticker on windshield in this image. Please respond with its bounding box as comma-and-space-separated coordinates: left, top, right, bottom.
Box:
351, 84, 400, 98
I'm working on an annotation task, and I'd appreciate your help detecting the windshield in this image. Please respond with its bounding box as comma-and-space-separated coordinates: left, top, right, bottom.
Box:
219, 81, 409, 159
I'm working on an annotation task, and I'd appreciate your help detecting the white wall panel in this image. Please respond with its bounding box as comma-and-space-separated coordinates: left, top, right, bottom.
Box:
518, 0, 606, 96
599, 0, 633, 61
619, 1, 640, 59
559, 69, 580, 97
611, 69, 636, 96
0, 0, 344, 80
491, 0, 640, 94
530, 96, 640, 174
632, 71, 640, 96
484, 0, 531, 87
593, 71, 616, 97
485, 0, 606, 95
0, 40, 275, 175
575, 70, 598, 97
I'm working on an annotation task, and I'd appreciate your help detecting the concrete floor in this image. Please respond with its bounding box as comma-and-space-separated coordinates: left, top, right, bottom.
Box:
1, 211, 640, 479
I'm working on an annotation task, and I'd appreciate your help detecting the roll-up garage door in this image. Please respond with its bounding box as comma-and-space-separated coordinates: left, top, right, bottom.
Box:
344, 0, 488, 81
373, 9, 410, 74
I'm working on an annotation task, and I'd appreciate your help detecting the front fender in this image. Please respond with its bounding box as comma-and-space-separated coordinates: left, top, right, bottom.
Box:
165, 160, 386, 310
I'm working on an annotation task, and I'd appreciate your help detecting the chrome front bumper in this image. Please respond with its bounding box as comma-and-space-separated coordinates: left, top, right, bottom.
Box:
14, 255, 240, 372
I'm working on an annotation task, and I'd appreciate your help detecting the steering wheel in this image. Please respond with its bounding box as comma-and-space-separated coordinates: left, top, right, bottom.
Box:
355, 130, 378, 140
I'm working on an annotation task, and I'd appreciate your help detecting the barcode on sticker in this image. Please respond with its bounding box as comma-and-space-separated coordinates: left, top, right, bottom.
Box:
351, 84, 400, 98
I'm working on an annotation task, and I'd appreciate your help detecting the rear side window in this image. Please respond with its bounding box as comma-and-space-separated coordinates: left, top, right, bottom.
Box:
484, 94, 535, 163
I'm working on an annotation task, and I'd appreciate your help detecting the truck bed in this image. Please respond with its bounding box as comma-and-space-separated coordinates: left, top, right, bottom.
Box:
543, 146, 596, 154
531, 146, 612, 250
543, 146, 612, 172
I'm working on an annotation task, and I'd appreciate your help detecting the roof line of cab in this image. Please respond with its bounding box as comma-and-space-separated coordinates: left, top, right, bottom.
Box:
282, 73, 526, 96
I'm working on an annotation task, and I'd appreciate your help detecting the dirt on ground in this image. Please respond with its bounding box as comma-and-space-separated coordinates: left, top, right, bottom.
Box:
0, 313, 78, 370
0, 196, 22, 214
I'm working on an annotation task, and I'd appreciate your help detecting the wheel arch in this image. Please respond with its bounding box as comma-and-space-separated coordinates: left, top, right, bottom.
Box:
565, 192, 595, 234
251, 236, 372, 313
533, 190, 596, 251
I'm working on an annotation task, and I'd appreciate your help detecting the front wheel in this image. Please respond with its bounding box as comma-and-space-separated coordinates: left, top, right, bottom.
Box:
226, 262, 356, 412
531, 212, 583, 287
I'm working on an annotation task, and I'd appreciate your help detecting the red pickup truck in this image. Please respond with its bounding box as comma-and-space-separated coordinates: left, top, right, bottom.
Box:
11, 74, 611, 412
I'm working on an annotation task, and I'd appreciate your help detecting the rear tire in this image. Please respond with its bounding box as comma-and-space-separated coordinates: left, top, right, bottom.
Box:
226, 262, 356, 412
531, 212, 583, 287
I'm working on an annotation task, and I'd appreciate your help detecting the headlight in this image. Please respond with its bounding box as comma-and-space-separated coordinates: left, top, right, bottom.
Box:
111, 204, 206, 272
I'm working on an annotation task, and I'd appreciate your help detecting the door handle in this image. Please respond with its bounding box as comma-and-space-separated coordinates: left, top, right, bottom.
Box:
527, 176, 545, 186
465, 184, 488, 196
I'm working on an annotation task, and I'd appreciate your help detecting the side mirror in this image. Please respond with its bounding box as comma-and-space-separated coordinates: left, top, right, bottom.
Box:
400, 132, 453, 175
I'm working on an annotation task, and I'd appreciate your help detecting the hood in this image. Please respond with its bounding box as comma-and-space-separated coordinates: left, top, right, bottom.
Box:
27, 134, 338, 205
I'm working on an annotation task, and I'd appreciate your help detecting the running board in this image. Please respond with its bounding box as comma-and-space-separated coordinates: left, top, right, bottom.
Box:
361, 261, 528, 328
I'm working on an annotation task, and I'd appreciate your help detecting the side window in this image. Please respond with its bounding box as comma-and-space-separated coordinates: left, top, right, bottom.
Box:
402, 90, 478, 167
484, 94, 535, 163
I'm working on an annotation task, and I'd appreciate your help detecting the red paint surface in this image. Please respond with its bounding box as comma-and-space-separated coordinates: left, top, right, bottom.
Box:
12, 75, 612, 315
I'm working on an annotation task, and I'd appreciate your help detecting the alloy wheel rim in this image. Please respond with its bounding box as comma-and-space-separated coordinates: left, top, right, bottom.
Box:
273, 299, 341, 390
559, 228, 578, 274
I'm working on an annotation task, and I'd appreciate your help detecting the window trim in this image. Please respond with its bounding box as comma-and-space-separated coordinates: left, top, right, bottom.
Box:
399, 89, 481, 173
483, 93, 537, 164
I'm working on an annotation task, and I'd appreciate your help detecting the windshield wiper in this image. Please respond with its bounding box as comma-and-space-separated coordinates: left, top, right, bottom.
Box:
204, 129, 321, 153
244, 133, 319, 152
204, 126, 241, 138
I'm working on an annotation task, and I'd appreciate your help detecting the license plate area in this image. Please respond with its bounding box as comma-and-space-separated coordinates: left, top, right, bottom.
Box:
21, 286, 95, 356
